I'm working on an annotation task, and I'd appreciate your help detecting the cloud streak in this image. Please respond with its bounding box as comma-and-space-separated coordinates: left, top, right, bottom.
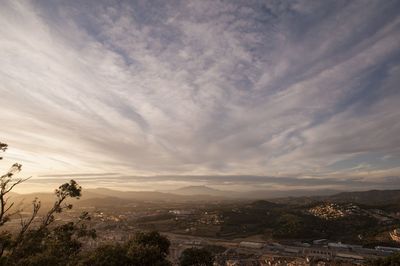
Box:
1, 0, 400, 191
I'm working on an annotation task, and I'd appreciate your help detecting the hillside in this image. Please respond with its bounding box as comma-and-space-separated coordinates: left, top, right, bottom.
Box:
327, 189, 400, 205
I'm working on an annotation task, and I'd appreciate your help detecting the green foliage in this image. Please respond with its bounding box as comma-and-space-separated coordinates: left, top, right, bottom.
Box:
179, 247, 214, 266
127, 244, 171, 266
80, 231, 171, 266
78, 244, 131, 266
131, 231, 170, 256
274, 214, 304, 238
0, 143, 7, 160
369, 252, 400, 265
202, 244, 226, 255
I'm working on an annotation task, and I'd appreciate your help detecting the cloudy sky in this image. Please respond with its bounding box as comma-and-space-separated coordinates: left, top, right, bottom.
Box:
1, 0, 400, 193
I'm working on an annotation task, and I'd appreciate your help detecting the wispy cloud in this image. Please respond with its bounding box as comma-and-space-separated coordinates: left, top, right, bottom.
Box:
1, 0, 400, 191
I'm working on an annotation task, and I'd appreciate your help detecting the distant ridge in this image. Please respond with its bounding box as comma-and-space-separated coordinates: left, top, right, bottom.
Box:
11, 187, 400, 206
164, 185, 229, 196
164, 185, 341, 199
85, 187, 215, 202
327, 189, 400, 205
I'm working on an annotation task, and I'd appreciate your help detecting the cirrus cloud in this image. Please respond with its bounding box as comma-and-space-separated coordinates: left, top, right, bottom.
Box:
1, 0, 400, 192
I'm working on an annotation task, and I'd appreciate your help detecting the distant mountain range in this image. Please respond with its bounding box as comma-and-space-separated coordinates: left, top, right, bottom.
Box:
10, 186, 400, 208
164, 185, 341, 199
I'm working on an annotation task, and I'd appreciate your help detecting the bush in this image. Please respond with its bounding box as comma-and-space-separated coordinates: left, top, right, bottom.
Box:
79, 231, 171, 266
179, 247, 214, 266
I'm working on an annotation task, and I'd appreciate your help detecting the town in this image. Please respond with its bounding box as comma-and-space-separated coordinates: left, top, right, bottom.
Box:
55, 195, 400, 265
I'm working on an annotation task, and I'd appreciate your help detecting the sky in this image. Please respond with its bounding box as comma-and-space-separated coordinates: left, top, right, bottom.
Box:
1, 0, 400, 193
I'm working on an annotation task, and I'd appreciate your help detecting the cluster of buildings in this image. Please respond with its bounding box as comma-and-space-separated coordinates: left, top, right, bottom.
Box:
167, 234, 399, 266
307, 203, 398, 226
308, 203, 360, 220
390, 228, 400, 242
